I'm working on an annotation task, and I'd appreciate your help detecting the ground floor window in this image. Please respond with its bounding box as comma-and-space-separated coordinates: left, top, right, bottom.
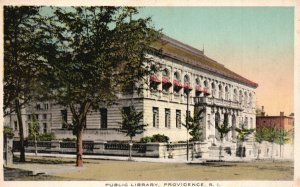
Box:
100, 108, 108, 129
43, 123, 47, 133
165, 108, 171, 128
176, 110, 181, 128
153, 107, 159, 128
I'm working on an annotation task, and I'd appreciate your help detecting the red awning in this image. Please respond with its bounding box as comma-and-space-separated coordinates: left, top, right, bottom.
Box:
195, 85, 202, 92
183, 82, 193, 90
173, 80, 183, 87
162, 76, 172, 84
150, 75, 161, 83
203, 87, 210, 96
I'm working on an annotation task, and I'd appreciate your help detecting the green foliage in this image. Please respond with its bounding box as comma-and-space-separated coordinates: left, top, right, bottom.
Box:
38, 133, 56, 141
215, 114, 232, 141
140, 136, 153, 143
28, 133, 56, 141
3, 126, 14, 137
151, 134, 170, 143
29, 114, 40, 138
255, 127, 290, 145
119, 105, 147, 141
140, 134, 169, 143
235, 124, 255, 142
182, 107, 205, 142
62, 138, 76, 142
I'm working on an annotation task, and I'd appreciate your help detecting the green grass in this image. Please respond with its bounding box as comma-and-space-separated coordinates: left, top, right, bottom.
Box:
8, 156, 294, 181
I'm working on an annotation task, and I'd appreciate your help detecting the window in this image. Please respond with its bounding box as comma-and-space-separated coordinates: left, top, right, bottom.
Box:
233, 89, 238, 102
44, 103, 49, 110
43, 123, 47, 133
61, 109, 68, 128
218, 84, 223, 99
153, 107, 159, 128
173, 71, 182, 94
176, 110, 181, 128
28, 123, 31, 135
27, 115, 31, 121
239, 90, 243, 103
43, 114, 47, 120
165, 109, 171, 128
14, 121, 18, 130
35, 114, 39, 120
211, 83, 216, 97
100, 108, 108, 129
36, 104, 41, 110
225, 86, 229, 100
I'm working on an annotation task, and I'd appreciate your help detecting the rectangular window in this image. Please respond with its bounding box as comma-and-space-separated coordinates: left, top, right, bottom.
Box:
43, 114, 47, 120
153, 107, 159, 128
176, 110, 181, 128
44, 103, 49, 110
61, 109, 67, 128
165, 109, 171, 128
36, 104, 41, 110
35, 114, 39, 120
100, 108, 108, 129
14, 121, 18, 131
43, 123, 47, 133
28, 123, 31, 135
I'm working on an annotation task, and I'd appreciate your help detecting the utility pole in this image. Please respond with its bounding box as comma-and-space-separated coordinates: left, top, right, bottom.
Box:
186, 90, 189, 161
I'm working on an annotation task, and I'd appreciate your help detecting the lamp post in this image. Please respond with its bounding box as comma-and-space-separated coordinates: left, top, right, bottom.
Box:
186, 90, 190, 161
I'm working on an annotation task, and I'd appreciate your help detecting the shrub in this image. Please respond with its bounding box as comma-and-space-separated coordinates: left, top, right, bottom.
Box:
152, 134, 169, 142
28, 133, 56, 141
3, 126, 14, 138
140, 134, 170, 143
140, 136, 152, 143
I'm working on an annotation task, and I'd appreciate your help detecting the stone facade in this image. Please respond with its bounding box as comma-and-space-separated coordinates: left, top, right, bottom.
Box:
5, 36, 258, 144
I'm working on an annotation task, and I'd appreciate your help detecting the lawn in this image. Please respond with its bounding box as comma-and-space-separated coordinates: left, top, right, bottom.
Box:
7, 156, 294, 181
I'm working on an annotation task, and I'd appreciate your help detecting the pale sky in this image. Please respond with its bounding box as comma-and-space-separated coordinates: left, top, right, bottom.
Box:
138, 7, 294, 116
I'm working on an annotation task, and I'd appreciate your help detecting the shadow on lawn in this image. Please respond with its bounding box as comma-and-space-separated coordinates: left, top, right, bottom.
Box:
187, 162, 236, 167
13, 156, 75, 165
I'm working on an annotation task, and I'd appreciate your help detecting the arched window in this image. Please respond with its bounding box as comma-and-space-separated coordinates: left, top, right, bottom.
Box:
239, 90, 243, 103
233, 89, 238, 102
183, 74, 192, 95
249, 93, 252, 107
218, 84, 223, 99
211, 82, 216, 97
195, 78, 201, 97
244, 92, 248, 106
173, 71, 182, 94
162, 68, 171, 92
225, 86, 229, 100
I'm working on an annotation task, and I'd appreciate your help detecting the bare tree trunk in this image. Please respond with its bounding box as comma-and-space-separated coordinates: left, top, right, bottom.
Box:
34, 134, 38, 156
15, 99, 25, 162
129, 138, 133, 161
76, 126, 83, 167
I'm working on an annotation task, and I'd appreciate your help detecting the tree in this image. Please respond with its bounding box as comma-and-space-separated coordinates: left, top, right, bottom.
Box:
235, 123, 254, 158
119, 105, 147, 160
4, 6, 54, 162
40, 7, 160, 166
182, 107, 205, 142
254, 127, 267, 159
28, 114, 40, 156
215, 114, 232, 161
